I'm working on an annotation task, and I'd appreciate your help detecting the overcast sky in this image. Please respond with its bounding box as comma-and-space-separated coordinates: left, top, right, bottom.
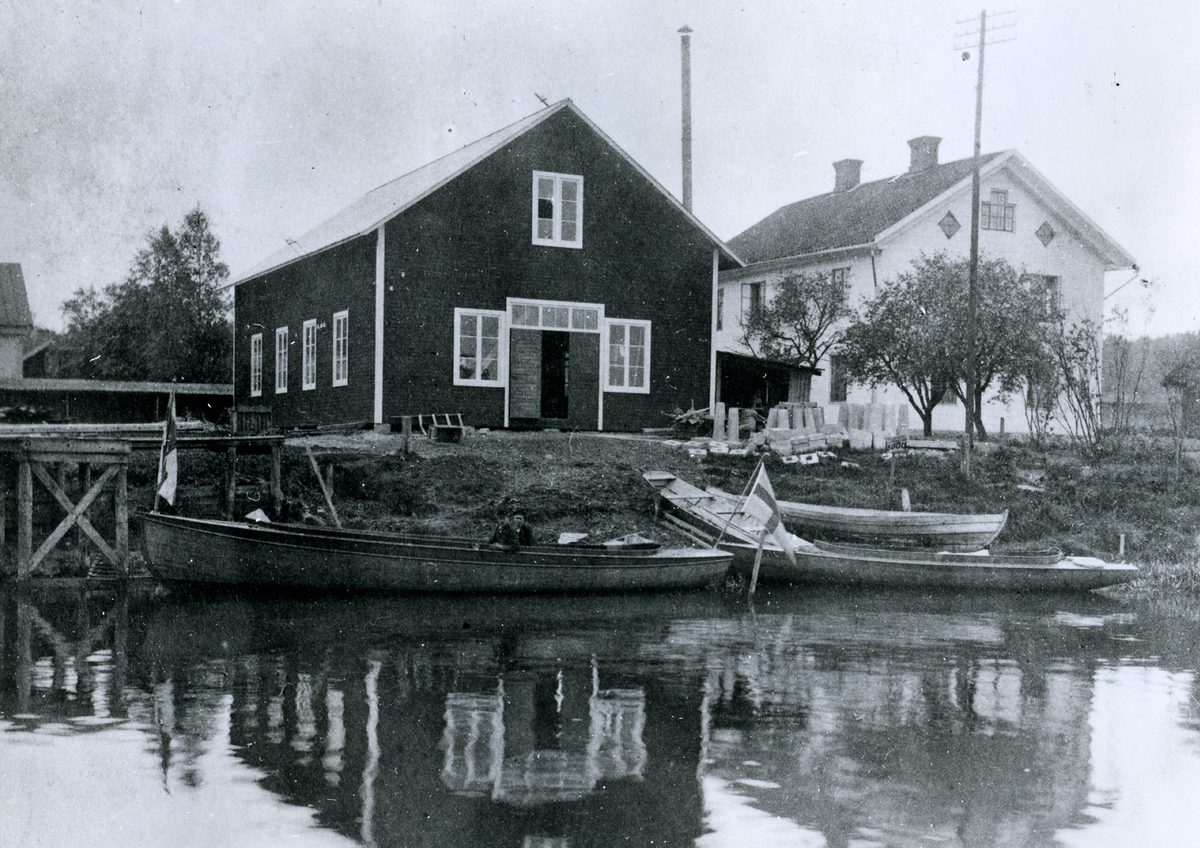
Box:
1, 0, 1193, 336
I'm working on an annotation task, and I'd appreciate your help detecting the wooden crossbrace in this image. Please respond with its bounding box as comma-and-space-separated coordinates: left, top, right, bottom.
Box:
29, 462, 121, 568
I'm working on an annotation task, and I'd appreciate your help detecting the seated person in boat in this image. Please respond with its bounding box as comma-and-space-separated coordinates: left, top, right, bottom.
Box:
490, 510, 534, 547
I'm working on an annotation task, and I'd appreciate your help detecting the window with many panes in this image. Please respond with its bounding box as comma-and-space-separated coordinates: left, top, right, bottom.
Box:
275, 327, 288, 394
605, 319, 650, 393
532, 172, 583, 248
332, 311, 348, 387
302, 319, 317, 391
454, 308, 505, 386
249, 333, 263, 397
510, 299, 600, 332
981, 189, 1015, 231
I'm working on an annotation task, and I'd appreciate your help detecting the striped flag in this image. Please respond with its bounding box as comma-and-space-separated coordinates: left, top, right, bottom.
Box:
155, 395, 178, 511
741, 462, 796, 564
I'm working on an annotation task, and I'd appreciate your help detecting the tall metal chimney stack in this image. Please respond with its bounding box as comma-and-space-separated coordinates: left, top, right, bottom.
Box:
679, 25, 693, 212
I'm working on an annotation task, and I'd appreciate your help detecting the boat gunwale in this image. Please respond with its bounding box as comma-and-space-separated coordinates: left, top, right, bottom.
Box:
140, 513, 732, 570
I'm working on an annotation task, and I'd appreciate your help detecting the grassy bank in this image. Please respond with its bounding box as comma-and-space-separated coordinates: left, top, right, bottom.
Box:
104, 429, 1200, 599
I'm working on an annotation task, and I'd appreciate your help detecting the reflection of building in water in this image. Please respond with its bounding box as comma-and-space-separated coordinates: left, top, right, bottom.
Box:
691, 611, 1101, 848
441, 687, 505, 796
440, 662, 647, 807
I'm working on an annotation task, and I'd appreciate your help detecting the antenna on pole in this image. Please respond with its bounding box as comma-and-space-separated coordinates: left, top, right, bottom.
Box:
954, 8, 1015, 477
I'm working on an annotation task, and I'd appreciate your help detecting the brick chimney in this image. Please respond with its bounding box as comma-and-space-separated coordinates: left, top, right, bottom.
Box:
832, 158, 863, 192
907, 136, 942, 173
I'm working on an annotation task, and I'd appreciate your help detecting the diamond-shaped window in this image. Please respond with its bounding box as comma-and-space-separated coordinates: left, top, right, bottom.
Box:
939, 211, 961, 239
1036, 221, 1056, 247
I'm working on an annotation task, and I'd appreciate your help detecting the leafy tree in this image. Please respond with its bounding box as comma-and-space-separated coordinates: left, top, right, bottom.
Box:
60, 207, 231, 383
740, 270, 852, 367
836, 270, 958, 437
837, 252, 1057, 438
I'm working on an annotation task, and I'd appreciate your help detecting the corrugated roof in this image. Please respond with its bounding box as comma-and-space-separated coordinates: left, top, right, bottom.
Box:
0, 264, 33, 330
233, 99, 741, 285
729, 153, 1005, 263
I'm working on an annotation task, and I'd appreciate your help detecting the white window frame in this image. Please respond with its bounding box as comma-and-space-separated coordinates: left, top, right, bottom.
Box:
981, 189, 1015, 232
332, 310, 348, 387
604, 318, 651, 394
249, 333, 262, 398
274, 326, 288, 394
302, 319, 317, 391
454, 308, 507, 387
741, 281, 763, 325
508, 298, 603, 333
532, 171, 583, 249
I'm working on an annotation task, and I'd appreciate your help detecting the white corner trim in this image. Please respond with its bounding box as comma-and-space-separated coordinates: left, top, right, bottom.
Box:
374, 225, 385, 424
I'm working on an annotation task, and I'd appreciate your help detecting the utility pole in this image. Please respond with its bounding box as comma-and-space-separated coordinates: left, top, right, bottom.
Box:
955, 9, 1014, 476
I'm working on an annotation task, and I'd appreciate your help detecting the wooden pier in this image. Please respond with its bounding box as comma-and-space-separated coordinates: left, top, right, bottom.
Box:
2, 429, 286, 579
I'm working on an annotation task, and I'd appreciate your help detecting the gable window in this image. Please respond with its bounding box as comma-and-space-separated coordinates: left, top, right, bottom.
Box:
249, 333, 263, 397
605, 319, 650, 394
275, 326, 288, 394
741, 282, 763, 324
302, 319, 317, 391
716, 287, 724, 331
981, 189, 1015, 232
332, 310, 348, 387
455, 308, 505, 386
532, 172, 583, 248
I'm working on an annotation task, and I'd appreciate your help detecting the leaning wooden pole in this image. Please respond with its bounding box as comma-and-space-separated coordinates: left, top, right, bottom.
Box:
747, 531, 766, 599
306, 444, 342, 529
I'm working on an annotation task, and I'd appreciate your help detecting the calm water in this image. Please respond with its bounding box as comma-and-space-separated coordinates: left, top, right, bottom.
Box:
2, 581, 1200, 848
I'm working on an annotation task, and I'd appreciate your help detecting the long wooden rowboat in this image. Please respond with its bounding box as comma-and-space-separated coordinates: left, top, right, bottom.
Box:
141, 512, 732, 593
702, 486, 1008, 550
644, 471, 1137, 592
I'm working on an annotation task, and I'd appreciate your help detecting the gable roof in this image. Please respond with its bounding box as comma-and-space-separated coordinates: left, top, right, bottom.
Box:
232, 100, 741, 285
729, 152, 1004, 263
0, 264, 33, 331
728, 150, 1135, 271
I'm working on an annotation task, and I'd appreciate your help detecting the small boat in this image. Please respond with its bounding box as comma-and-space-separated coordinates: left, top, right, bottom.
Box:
701, 485, 1007, 550
140, 512, 732, 593
644, 471, 1137, 592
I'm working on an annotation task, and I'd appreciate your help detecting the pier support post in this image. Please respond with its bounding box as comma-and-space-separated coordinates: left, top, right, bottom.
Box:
17, 460, 31, 577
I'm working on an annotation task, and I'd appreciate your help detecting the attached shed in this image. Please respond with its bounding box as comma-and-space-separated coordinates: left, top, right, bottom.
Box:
230, 100, 742, 431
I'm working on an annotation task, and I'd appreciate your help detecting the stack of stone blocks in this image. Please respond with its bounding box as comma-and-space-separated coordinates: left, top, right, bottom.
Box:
698, 400, 908, 457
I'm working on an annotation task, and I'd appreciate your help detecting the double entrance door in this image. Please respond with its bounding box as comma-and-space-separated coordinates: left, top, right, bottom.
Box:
508, 328, 599, 429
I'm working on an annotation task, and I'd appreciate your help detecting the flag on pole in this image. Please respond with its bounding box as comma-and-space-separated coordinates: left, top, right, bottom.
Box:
155, 393, 178, 511
741, 461, 796, 564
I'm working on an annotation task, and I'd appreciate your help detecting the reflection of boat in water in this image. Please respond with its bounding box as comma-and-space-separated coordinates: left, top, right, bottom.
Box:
646, 472, 1138, 592
141, 513, 732, 593
441, 666, 646, 807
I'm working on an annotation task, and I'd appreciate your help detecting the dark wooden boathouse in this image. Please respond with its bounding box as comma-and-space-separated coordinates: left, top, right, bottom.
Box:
230, 100, 743, 431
